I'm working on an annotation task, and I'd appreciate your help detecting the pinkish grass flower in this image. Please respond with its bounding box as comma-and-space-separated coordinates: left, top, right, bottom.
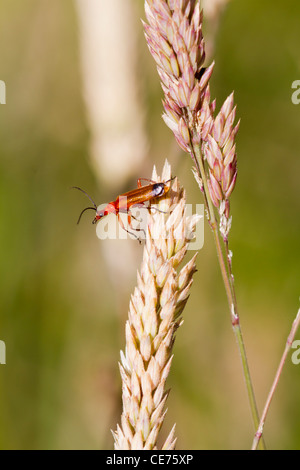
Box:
143, 0, 239, 240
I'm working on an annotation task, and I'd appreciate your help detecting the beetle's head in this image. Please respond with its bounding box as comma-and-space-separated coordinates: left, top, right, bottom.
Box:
92, 209, 105, 224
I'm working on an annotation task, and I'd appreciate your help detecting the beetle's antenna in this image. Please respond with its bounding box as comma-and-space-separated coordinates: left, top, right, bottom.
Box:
165, 176, 176, 184
72, 186, 97, 209
76, 206, 96, 225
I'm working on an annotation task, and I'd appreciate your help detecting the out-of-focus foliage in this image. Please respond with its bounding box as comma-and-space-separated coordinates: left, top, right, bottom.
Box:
0, 0, 299, 449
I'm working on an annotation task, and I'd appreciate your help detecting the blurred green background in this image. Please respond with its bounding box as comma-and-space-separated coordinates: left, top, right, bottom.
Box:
0, 0, 300, 450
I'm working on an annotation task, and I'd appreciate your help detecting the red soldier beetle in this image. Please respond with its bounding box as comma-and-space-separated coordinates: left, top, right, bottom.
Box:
72, 177, 175, 242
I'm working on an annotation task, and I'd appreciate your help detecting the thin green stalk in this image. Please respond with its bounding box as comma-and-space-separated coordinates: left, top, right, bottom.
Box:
190, 148, 216, 229
251, 308, 300, 450
193, 143, 265, 450
223, 242, 236, 302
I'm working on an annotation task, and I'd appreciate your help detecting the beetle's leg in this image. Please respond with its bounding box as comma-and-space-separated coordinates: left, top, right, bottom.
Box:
117, 213, 142, 244
127, 211, 146, 241
130, 213, 143, 223
149, 206, 168, 214
137, 177, 156, 188
128, 204, 146, 223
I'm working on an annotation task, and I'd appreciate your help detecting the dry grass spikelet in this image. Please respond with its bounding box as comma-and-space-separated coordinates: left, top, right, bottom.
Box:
113, 160, 200, 450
